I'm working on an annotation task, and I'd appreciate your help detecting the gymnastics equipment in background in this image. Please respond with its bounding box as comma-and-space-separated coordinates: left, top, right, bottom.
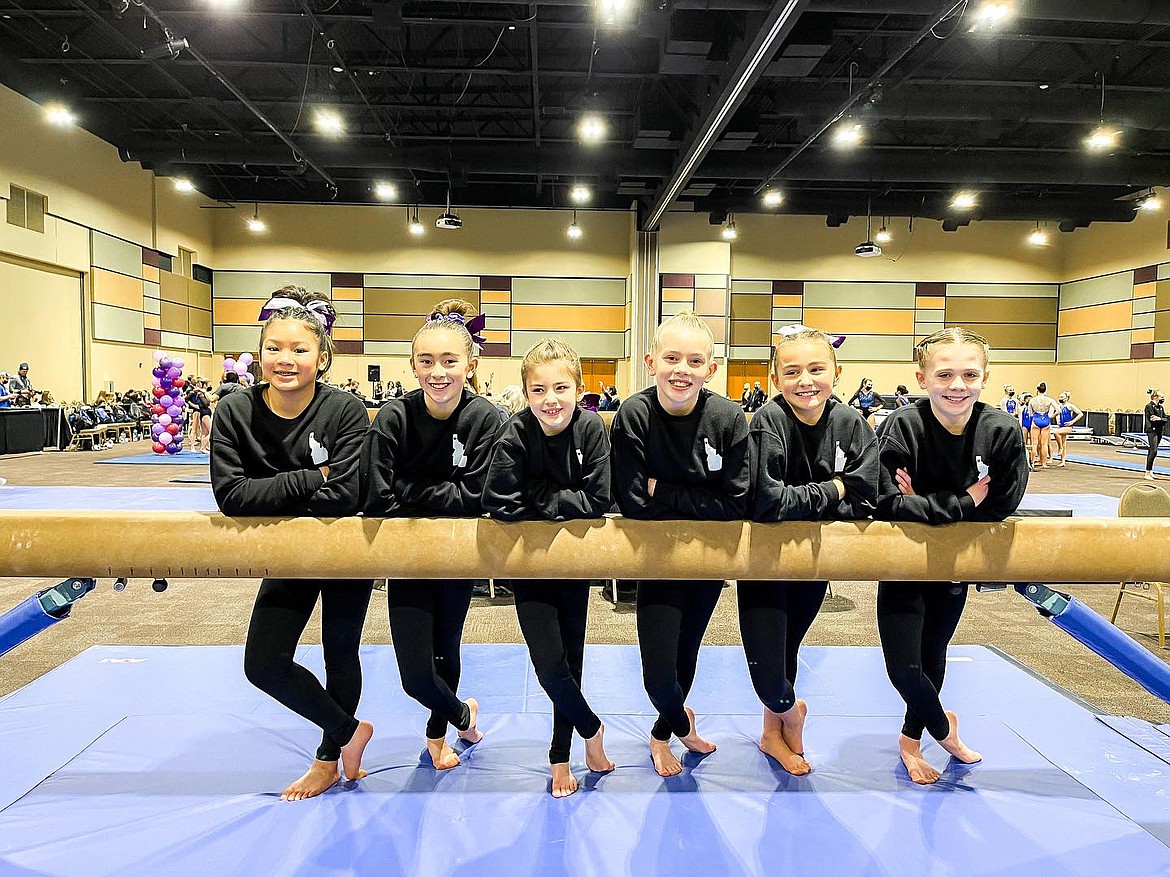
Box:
149, 350, 186, 455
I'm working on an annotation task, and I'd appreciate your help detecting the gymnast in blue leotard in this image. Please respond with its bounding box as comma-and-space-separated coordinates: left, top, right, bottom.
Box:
1029, 382, 1057, 468
1052, 391, 1083, 467
1018, 393, 1035, 468
998, 385, 1017, 417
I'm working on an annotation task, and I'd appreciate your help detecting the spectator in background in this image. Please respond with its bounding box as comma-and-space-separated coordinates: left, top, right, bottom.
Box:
1144, 389, 1166, 481
744, 380, 767, 413
212, 370, 242, 401
598, 383, 621, 412
893, 384, 911, 408
10, 362, 34, 402
0, 372, 12, 408
739, 382, 752, 410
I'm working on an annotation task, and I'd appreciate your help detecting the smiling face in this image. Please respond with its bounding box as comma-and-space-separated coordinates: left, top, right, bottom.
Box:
524, 361, 582, 436
260, 318, 325, 396
411, 326, 477, 417
645, 324, 717, 415
772, 337, 842, 426
916, 341, 989, 433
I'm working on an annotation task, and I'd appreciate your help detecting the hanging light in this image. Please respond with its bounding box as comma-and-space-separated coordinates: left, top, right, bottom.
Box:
874, 220, 892, 244
967, 1, 1014, 32
950, 191, 978, 210
1027, 222, 1049, 247
831, 120, 863, 148
721, 214, 738, 242
569, 184, 592, 204
1086, 71, 1120, 151
374, 181, 397, 200
314, 108, 344, 137
577, 114, 607, 144
172, 178, 195, 193
1136, 189, 1162, 212
245, 204, 266, 233
762, 189, 784, 208
45, 104, 76, 126
566, 210, 583, 241
408, 207, 425, 236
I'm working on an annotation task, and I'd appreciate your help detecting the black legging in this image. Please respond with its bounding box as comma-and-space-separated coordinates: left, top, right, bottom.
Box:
512, 581, 601, 764
387, 580, 474, 739
877, 581, 967, 742
1147, 429, 1164, 471
243, 578, 373, 762
737, 580, 827, 715
636, 580, 724, 741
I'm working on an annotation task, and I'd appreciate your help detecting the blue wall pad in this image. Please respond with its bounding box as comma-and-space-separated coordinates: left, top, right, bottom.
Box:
1, 644, 1168, 876
1065, 454, 1170, 475
0, 486, 217, 511
94, 452, 209, 465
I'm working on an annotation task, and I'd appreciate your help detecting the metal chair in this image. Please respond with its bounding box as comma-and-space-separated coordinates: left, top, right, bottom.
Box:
1110, 482, 1169, 648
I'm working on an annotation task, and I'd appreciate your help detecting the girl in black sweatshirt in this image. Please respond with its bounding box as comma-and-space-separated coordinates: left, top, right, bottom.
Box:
363, 299, 504, 771
610, 311, 750, 777
482, 339, 616, 797
875, 327, 1028, 785
743, 326, 878, 775
211, 286, 373, 801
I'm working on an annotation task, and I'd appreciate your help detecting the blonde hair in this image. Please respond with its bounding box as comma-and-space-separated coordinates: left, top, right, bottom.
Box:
498, 384, 526, 414
412, 297, 481, 392
259, 285, 336, 377
521, 338, 583, 391
771, 327, 838, 372
651, 311, 714, 358
915, 327, 990, 371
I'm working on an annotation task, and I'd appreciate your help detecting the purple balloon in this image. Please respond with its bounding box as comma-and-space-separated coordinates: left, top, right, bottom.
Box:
165, 442, 181, 454
167, 367, 181, 380
173, 357, 186, 369
171, 416, 184, 427
151, 424, 165, 437
158, 431, 173, 444
158, 413, 172, 426
159, 357, 173, 369
167, 405, 182, 418
152, 366, 165, 379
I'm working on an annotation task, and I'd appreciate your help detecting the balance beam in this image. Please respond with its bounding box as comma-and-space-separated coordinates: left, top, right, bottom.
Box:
1, 511, 1164, 582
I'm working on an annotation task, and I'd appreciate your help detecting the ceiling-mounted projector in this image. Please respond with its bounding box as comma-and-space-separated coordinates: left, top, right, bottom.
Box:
854, 241, 882, 257
436, 212, 463, 230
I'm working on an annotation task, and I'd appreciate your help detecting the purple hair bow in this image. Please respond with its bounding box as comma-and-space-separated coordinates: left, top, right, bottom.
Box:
258, 296, 336, 333
777, 323, 846, 348
428, 311, 487, 347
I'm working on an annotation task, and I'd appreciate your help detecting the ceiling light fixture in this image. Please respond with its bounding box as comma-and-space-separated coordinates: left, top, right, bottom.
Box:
332, 65, 344, 73
855, 196, 882, 257
968, 1, 1014, 32
762, 189, 784, 208
45, 104, 75, 126
1038, 83, 1050, 90
1027, 222, 1049, 247
567, 210, 583, 241
314, 109, 344, 137
172, 178, 195, 193
1137, 189, 1162, 212
599, 0, 628, 26
874, 220, 892, 244
950, 191, 978, 210
721, 214, 738, 242
246, 204, 266, 233
408, 207, 425, 236
577, 114, 607, 144
374, 181, 397, 200
569, 184, 592, 205
831, 121, 863, 148
1086, 71, 1120, 152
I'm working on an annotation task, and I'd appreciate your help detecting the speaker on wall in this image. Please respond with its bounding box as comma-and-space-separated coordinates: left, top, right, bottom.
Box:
368, 365, 381, 382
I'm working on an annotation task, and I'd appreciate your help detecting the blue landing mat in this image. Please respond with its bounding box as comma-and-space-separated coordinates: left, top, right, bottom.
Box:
0, 486, 217, 511
1, 645, 1168, 876
1066, 454, 1170, 475
1016, 493, 1118, 517
1122, 447, 1170, 460
1121, 434, 1170, 449
94, 451, 209, 465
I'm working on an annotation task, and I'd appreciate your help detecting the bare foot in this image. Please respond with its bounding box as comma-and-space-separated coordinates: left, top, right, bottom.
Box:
758, 730, 810, 775
650, 737, 682, 777
779, 699, 807, 757
457, 697, 483, 745
550, 762, 579, 798
426, 737, 461, 770
280, 759, 341, 801
899, 735, 940, 785
584, 723, 616, 773
679, 706, 716, 755
341, 720, 374, 781
938, 711, 983, 764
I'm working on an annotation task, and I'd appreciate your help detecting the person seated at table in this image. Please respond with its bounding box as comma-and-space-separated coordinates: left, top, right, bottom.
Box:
0, 372, 12, 408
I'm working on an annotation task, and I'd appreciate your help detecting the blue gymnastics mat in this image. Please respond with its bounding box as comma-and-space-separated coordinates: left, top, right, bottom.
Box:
1066, 454, 1170, 476
0, 486, 217, 511
1122, 447, 1170, 460
1, 644, 1168, 877
94, 451, 209, 465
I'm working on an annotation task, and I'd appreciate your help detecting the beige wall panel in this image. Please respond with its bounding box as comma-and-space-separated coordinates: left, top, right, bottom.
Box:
1133, 296, 1157, 316
365, 288, 479, 315
992, 349, 1057, 363
92, 267, 143, 310
143, 265, 160, 283
90, 340, 164, 393
730, 320, 772, 346
363, 341, 415, 356
188, 308, 212, 337
1058, 301, 1132, 336
213, 325, 262, 354
804, 282, 915, 309
0, 258, 82, 399
1056, 330, 1131, 362
213, 272, 331, 299
834, 335, 914, 362
510, 329, 625, 359
946, 297, 1058, 324
659, 215, 731, 275
481, 303, 511, 319
730, 293, 771, 319
143, 295, 161, 316
1155, 309, 1170, 342
803, 308, 915, 335
93, 302, 144, 346
966, 323, 1056, 349
160, 301, 189, 334
511, 277, 626, 305
1156, 280, 1170, 313
948, 283, 1058, 298
770, 309, 804, 327
363, 274, 479, 290
160, 331, 190, 350
1133, 312, 1155, 331
1060, 272, 1133, 309
144, 313, 160, 330
144, 280, 160, 299
511, 304, 625, 332
695, 288, 726, 315
701, 316, 727, 343
189, 336, 212, 352
331, 299, 364, 316
0, 214, 89, 273
365, 314, 427, 341
729, 345, 773, 360
213, 298, 265, 326
731, 280, 771, 293
660, 301, 692, 318
91, 230, 142, 279
187, 279, 212, 309
159, 270, 188, 305
333, 311, 362, 330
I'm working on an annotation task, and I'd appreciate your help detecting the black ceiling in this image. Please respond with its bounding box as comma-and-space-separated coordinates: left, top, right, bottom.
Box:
2, 0, 1170, 229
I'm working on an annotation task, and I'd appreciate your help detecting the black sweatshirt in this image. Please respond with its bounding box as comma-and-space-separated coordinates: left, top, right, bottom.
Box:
749, 396, 879, 521
875, 398, 1028, 524
610, 386, 750, 520
1145, 401, 1166, 435
482, 407, 612, 521
211, 382, 369, 516
363, 387, 504, 517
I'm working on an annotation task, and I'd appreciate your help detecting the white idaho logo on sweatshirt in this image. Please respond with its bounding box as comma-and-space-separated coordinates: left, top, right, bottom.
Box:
576, 449, 584, 465
834, 441, 847, 473
452, 433, 468, 468
703, 437, 722, 472
308, 432, 329, 465
976, 455, 989, 480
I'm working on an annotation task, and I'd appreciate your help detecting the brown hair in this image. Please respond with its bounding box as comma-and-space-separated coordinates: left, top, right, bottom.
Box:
771, 327, 838, 373
520, 338, 583, 392
412, 297, 481, 392
914, 327, 991, 371
651, 311, 714, 358
258, 285, 336, 377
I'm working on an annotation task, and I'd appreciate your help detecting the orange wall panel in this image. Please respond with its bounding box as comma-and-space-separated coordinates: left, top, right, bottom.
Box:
92, 268, 143, 310
511, 304, 625, 332
1058, 301, 1132, 336
802, 308, 914, 335
213, 298, 265, 325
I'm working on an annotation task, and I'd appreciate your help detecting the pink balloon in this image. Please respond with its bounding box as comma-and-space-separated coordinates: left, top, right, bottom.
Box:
173, 357, 186, 369
223, 358, 237, 371
153, 350, 165, 362
158, 413, 172, 426
238, 352, 254, 366
158, 432, 173, 445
